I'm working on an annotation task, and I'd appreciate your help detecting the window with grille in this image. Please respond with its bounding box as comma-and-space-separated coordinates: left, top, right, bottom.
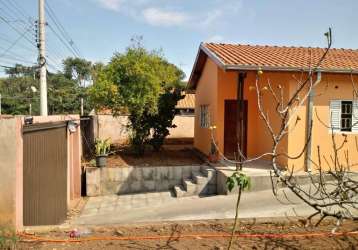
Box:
200, 105, 210, 128
341, 101, 353, 132
330, 100, 358, 133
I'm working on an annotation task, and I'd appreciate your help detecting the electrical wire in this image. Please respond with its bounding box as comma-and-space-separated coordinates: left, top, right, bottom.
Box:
0, 14, 36, 48
47, 23, 79, 58
0, 33, 36, 54
0, 1, 35, 44
4, 0, 32, 23
45, 0, 82, 58
0, 24, 35, 60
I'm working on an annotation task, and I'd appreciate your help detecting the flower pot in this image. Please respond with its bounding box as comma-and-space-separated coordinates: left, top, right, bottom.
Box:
208, 153, 219, 163
96, 155, 107, 167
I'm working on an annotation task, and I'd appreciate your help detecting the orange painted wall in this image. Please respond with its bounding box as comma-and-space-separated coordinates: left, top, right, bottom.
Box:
194, 58, 218, 154
287, 73, 358, 171
216, 69, 290, 167
194, 57, 290, 166
194, 57, 358, 171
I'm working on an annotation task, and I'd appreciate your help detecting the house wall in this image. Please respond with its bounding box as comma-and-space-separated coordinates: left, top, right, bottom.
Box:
287, 73, 358, 171
194, 58, 218, 154
194, 57, 358, 171
194, 58, 290, 166
216, 69, 290, 167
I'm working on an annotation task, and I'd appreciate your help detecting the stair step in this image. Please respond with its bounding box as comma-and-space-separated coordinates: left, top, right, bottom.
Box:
192, 172, 208, 184
174, 185, 186, 198
183, 179, 196, 194
201, 168, 216, 185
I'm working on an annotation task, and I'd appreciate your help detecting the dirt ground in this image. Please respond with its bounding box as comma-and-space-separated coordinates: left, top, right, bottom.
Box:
18, 219, 358, 250
106, 145, 204, 168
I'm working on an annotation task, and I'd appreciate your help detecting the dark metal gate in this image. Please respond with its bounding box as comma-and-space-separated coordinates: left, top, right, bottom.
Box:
23, 122, 68, 226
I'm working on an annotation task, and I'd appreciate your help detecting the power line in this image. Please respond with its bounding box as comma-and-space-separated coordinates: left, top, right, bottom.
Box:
0, 33, 37, 53
47, 23, 79, 58
0, 23, 34, 59
45, 0, 82, 57
0, 14, 36, 48
0, 0, 34, 38
0, 55, 36, 65
4, 0, 32, 23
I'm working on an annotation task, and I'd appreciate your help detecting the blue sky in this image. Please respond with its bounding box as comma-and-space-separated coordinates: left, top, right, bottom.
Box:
0, 0, 357, 78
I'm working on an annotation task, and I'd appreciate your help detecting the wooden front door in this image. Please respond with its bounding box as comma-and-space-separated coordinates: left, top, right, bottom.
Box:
224, 100, 248, 159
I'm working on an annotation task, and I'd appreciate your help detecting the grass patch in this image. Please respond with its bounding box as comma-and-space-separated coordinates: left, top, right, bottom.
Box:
0, 228, 17, 250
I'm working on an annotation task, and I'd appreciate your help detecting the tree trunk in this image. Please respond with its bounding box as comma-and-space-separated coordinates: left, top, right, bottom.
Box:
228, 187, 242, 250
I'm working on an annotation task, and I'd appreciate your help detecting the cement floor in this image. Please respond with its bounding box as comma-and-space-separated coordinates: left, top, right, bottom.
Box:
72, 187, 316, 226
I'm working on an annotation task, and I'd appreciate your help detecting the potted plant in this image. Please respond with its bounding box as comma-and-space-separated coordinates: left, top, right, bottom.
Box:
208, 140, 219, 163
95, 138, 111, 167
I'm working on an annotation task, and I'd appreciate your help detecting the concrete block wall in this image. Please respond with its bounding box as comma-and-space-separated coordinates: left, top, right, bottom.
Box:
86, 165, 204, 196
94, 114, 195, 144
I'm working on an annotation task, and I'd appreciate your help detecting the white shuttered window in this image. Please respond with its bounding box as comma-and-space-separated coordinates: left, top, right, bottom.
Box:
330, 100, 358, 133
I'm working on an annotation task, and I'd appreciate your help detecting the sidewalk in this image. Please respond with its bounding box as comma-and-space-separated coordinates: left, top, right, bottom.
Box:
72, 187, 315, 226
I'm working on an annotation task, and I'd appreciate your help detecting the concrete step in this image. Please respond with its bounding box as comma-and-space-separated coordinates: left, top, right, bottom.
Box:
192, 171, 208, 184
183, 179, 197, 194
200, 168, 217, 185
174, 185, 186, 198
174, 166, 218, 198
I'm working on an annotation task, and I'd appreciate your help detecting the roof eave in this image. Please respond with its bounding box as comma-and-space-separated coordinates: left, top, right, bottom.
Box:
225, 65, 358, 74
187, 43, 227, 90
187, 44, 204, 90
188, 43, 358, 90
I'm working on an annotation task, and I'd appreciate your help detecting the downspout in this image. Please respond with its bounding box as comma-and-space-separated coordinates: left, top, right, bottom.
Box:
236, 72, 246, 171
305, 71, 321, 172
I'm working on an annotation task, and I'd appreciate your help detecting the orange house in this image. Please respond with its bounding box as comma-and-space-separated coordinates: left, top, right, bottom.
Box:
188, 43, 358, 171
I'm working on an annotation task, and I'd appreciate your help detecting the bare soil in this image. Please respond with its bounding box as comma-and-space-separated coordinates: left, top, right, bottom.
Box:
18, 219, 358, 249
106, 145, 204, 168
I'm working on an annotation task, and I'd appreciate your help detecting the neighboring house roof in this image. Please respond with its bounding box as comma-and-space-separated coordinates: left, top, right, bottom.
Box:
93, 94, 195, 114
176, 94, 195, 109
188, 43, 358, 89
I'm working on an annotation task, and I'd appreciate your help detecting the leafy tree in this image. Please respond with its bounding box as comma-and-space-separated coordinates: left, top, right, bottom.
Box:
148, 88, 184, 151
0, 66, 39, 115
89, 41, 185, 154
63, 57, 92, 86
0, 58, 93, 116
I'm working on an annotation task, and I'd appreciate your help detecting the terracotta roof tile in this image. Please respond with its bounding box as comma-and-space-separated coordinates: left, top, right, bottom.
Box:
176, 94, 195, 109
203, 43, 358, 71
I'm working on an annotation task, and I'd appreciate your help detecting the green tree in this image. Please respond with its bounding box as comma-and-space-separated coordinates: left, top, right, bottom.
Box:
89, 42, 185, 154
63, 57, 92, 86
0, 65, 39, 115
148, 88, 184, 151
0, 58, 93, 116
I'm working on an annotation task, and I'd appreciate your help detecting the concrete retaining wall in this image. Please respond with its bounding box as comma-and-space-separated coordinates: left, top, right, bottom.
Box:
217, 169, 276, 195
86, 165, 203, 196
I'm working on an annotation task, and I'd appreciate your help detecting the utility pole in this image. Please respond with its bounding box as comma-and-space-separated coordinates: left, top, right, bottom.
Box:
0, 93, 2, 116
38, 0, 48, 116
80, 97, 84, 116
